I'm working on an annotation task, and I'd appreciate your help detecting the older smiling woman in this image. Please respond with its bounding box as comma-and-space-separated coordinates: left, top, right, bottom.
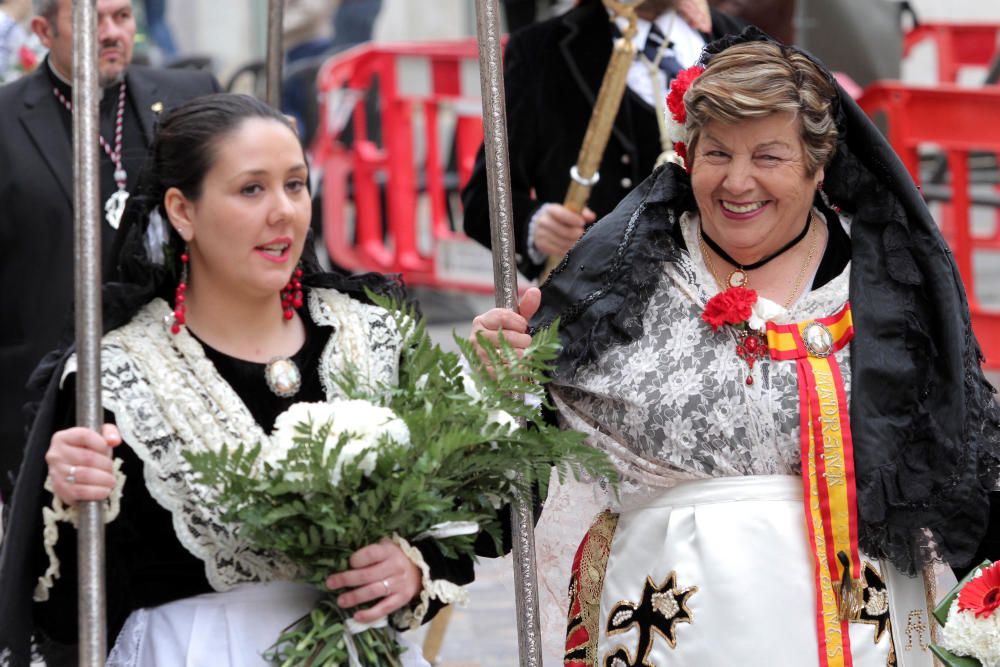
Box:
471, 30, 1000, 667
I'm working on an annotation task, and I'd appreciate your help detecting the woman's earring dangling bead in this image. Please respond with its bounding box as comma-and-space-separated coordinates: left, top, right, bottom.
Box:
280, 267, 304, 320
171, 250, 189, 335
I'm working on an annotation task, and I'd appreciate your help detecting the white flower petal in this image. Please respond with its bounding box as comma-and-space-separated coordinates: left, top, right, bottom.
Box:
270, 400, 410, 486
940, 603, 1000, 667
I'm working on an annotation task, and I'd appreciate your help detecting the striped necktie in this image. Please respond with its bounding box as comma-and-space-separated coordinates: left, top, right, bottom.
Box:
642, 23, 683, 80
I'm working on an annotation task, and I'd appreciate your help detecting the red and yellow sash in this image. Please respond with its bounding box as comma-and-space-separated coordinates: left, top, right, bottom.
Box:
767, 303, 860, 667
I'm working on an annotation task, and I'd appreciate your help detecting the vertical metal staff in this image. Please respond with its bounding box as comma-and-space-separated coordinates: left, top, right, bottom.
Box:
473, 1, 542, 665
72, 0, 106, 664
265, 0, 284, 108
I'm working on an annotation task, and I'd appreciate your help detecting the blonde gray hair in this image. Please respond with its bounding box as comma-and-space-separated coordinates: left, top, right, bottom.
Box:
685, 41, 838, 176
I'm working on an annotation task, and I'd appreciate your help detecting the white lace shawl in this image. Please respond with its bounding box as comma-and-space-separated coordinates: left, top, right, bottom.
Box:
46, 288, 402, 594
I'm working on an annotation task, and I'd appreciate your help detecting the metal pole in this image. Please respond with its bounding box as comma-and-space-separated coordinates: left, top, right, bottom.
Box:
265, 0, 284, 108
473, 1, 542, 665
72, 0, 106, 664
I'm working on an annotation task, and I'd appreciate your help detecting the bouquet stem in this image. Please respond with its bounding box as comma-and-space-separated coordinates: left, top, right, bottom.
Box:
269, 598, 403, 667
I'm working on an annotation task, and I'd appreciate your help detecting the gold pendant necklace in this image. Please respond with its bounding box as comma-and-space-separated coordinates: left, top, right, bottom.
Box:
699, 215, 818, 309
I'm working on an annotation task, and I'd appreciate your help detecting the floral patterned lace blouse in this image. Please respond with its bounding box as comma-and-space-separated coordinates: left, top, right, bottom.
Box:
550, 210, 852, 511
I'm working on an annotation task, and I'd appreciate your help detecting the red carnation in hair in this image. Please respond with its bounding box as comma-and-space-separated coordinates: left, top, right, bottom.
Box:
666, 65, 704, 125
701, 286, 758, 332
674, 141, 687, 163
957, 562, 1000, 619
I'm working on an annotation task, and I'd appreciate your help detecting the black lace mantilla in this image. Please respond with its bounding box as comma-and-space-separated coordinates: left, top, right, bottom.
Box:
530, 162, 691, 379
530, 28, 1000, 576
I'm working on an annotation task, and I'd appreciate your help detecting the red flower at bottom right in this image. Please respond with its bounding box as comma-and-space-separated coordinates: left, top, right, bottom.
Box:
958, 562, 1000, 619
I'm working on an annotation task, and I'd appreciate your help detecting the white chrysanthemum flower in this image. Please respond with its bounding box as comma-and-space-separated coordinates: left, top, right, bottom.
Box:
268, 400, 410, 485
464, 371, 524, 435
940, 603, 1000, 667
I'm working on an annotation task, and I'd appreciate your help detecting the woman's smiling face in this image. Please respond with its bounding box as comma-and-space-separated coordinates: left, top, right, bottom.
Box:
690, 111, 823, 263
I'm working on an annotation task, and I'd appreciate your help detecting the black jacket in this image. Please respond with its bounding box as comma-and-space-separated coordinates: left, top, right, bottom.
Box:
0, 63, 220, 500
460, 0, 746, 279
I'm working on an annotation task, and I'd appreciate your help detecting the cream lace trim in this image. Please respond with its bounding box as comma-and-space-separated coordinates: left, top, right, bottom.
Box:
34, 458, 126, 602
40, 288, 401, 596
389, 534, 469, 631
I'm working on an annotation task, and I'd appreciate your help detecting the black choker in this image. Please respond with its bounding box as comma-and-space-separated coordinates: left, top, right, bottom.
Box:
701, 213, 812, 287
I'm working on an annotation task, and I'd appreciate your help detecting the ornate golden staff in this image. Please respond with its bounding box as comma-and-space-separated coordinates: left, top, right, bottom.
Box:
540, 0, 640, 282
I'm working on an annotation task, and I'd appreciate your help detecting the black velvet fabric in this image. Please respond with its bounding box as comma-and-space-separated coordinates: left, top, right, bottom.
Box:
530, 28, 1000, 577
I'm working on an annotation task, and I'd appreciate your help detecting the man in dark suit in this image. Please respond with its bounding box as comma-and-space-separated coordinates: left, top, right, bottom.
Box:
0, 0, 219, 501
461, 0, 745, 280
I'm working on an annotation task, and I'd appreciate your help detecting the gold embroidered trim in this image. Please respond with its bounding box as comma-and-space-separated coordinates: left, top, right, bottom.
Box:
921, 564, 939, 646
565, 510, 619, 666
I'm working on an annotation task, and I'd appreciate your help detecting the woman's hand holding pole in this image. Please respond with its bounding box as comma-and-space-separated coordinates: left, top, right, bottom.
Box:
45, 425, 120, 506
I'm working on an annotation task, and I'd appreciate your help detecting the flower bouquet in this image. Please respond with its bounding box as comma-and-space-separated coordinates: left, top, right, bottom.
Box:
930, 561, 1000, 667
184, 293, 615, 666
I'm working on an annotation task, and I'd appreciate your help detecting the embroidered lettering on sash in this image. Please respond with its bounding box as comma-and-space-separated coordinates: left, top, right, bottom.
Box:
767, 303, 859, 667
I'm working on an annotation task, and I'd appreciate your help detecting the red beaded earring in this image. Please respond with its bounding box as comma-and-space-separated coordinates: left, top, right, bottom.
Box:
280, 266, 304, 320
817, 180, 841, 213
171, 249, 189, 334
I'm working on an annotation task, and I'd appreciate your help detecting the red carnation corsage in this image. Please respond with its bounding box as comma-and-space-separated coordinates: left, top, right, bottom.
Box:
702, 286, 768, 385
933, 560, 1000, 665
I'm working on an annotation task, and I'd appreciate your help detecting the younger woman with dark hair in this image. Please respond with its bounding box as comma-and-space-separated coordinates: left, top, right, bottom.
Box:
0, 93, 463, 666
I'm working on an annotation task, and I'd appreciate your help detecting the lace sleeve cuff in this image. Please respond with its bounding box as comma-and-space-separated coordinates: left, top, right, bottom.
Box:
34, 458, 126, 602
389, 533, 469, 631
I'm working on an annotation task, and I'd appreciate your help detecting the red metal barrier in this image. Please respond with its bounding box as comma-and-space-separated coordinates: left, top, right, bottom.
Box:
904, 22, 1000, 84
858, 82, 1000, 368
310, 40, 500, 294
